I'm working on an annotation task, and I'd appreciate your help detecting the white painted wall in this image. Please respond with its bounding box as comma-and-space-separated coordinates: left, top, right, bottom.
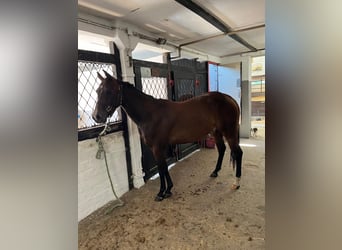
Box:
78, 132, 128, 221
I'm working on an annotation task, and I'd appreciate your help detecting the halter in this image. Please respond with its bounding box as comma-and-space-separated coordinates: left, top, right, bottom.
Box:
105, 82, 123, 116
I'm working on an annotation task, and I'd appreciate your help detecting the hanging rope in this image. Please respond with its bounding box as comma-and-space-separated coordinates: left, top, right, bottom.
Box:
96, 119, 124, 214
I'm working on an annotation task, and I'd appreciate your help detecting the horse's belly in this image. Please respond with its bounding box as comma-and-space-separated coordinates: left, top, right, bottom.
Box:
169, 119, 214, 144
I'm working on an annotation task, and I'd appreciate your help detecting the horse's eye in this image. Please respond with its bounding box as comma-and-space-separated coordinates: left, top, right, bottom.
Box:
106, 106, 112, 112
96, 85, 103, 93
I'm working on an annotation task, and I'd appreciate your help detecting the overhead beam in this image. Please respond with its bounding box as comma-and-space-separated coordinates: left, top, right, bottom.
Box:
220, 48, 265, 58
174, 0, 258, 51
175, 0, 230, 33
180, 24, 265, 47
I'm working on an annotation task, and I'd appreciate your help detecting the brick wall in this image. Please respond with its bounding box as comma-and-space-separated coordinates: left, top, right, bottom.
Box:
78, 132, 128, 221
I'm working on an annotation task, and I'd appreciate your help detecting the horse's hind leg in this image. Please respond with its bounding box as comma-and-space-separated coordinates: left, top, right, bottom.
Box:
227, 138, 243, 190
210, 131, 226, 177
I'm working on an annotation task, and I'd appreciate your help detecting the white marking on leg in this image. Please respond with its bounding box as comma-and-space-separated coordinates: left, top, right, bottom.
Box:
234, 177, 241, 186
231, 177, 241, 190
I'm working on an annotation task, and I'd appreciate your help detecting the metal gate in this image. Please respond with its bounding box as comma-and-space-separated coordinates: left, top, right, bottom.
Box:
133, 59, 177, 181
133, 58, 208, 181
172, 58, 208, 159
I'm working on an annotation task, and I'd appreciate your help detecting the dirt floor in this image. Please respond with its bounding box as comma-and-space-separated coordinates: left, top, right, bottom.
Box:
79, 135, 265, 250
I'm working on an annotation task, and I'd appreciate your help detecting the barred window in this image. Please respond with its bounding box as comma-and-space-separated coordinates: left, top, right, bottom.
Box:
78, 61, 121, 130
141, 77, 168, 100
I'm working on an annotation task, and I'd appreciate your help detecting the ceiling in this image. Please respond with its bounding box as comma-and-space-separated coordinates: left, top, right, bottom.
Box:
78, 0, 265, 59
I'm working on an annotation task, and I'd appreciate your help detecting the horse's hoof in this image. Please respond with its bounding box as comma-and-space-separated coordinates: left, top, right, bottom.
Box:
164, 192, 172, 198
210, 172, 218, 178
154, 195, 164, 202
231, 184, 240, 190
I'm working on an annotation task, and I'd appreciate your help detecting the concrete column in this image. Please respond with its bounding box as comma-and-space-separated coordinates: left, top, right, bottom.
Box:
111, 30, 145, 189
240, 57, 252, 138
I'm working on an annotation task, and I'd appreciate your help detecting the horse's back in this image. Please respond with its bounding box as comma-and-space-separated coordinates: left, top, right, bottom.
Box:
164, 92, 239, 142
189, 91, 240, 116
170, 92, 239, 118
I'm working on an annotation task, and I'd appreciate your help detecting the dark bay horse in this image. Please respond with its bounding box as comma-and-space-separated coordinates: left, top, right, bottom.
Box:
92, 71, 243, 201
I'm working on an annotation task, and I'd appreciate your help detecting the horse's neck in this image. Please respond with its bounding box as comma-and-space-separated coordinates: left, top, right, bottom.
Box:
121, 83, 153, 125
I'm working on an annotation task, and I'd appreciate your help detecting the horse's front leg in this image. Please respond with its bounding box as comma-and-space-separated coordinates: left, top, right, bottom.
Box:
155, 161, 167, 201
164, 166, 173, 198
153, 146, 173, 201
155, 159, 173, 201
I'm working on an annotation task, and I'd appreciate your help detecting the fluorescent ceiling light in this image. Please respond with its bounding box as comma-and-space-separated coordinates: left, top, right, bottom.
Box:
79, 1, 124, 17
145, 24, 166, 33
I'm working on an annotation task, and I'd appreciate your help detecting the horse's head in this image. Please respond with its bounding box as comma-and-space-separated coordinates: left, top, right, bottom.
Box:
92, 70, 122, 124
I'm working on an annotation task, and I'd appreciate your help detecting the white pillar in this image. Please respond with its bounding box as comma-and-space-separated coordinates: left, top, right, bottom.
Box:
111, 30, 145, 189
240, 56, 252, 138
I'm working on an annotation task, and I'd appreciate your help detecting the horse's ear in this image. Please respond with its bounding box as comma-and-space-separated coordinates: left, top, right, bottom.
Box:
103, 70, 112, 79
97, 72, 105, 81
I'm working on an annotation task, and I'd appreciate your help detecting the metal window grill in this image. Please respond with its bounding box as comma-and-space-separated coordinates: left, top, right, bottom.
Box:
194, 74, 207, 97
176, 79, 195, 101
251, 80, 265, 94
141, 77, 168, 100
78, 61, 121, 129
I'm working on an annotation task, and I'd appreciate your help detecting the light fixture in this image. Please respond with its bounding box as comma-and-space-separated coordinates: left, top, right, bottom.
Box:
156, 38, 167, 45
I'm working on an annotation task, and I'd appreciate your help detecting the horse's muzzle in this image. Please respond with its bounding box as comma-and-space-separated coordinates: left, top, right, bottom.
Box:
92, 113, 105, 124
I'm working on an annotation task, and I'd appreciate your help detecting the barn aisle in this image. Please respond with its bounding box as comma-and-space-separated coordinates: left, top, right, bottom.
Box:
79, 137, 265, 250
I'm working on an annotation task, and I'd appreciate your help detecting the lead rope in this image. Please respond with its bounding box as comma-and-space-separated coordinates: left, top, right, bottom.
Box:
96, 119, 124, 214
